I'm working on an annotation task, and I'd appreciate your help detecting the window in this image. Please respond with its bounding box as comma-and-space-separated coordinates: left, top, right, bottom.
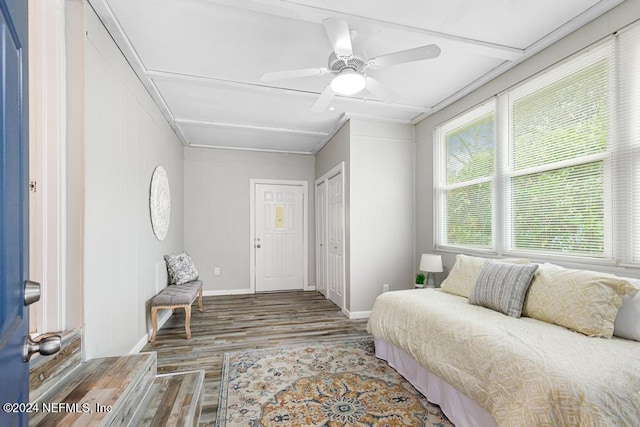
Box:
505, 46, 612, 258
436, 102, 495, 250
435, 29, 640, 265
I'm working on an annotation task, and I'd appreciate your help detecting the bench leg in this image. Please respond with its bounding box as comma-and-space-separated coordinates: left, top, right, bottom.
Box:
198, 288, 203, 312
184, 305, 192, 339
150, 307, 158, 343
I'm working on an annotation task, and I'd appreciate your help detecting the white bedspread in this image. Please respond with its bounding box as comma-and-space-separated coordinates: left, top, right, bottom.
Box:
367, 289, 640, 426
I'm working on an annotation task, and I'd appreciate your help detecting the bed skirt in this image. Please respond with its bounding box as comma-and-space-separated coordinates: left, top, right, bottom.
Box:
374, 338, 497, 427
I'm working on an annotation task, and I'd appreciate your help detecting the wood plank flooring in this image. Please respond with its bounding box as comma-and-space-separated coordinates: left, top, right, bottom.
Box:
130, 370, 205, 427
142, 291, 370, 426
30, 352, 157, 426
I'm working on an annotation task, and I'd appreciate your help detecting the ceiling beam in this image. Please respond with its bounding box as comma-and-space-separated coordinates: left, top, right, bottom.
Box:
411, 0, 626, 123
175, 118, 329, 137
146, 68, 430, 113
201, 0, 524, 60
188, 143, 315, 155
88, 0, 190, 145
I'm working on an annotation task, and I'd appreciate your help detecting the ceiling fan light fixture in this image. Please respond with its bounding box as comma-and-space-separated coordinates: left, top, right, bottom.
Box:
330, 69, 366, 96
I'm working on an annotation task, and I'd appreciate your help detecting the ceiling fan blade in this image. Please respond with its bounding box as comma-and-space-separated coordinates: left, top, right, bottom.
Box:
368, 44, 441, 69
365, 77, 400, 104
311, 85, 336, 112
323, 18, 353, 58
261, 67, 329, 82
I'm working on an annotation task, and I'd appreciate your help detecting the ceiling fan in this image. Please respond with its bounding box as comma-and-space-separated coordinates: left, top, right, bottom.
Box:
261, 18, 441, 112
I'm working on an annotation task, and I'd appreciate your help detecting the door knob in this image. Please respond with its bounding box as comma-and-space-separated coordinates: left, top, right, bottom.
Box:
24, 334, 61, 362
24, 280, 41, 305
256, 244, 261, 248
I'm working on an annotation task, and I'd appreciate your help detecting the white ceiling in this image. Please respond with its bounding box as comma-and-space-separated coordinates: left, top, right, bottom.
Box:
89, 0, 621, 154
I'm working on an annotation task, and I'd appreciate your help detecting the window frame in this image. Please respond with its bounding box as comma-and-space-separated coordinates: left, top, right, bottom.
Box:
434, 100, 497, 254
434, 38, 620, 264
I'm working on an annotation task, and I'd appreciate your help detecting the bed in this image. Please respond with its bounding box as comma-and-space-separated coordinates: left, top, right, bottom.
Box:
367, 255, 640, 426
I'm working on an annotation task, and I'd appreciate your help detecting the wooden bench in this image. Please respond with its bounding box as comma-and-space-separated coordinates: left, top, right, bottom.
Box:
150, 280, 203, 343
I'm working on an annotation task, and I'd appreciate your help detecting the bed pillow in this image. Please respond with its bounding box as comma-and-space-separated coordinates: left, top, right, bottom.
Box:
614, 278, 640, 341
164, 252, 199, 285
469, 261, 539, 317
522, 263, 637, 338
440, 254, 531, 298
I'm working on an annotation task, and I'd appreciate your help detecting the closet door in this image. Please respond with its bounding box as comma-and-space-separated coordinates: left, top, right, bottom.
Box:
327, 172, 344, 308
315, 181, 327, 296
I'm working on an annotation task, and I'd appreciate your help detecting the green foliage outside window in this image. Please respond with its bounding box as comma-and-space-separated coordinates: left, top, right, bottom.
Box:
512, 162, 604, 254
510, 60, 608, 255
445, 113, 494, 248
440, 58, 609, 256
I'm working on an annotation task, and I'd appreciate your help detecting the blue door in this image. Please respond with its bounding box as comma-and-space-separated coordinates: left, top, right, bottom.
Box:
0, 0, 29, 426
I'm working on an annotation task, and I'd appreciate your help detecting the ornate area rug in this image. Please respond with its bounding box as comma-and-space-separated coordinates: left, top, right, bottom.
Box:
217, 340, 453, 426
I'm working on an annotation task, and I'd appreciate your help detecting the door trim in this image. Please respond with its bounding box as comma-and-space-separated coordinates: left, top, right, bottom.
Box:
249, 179, 309, 293
314, 180, 327, 297
29, 0, 68, 335
314, 162, 346, 312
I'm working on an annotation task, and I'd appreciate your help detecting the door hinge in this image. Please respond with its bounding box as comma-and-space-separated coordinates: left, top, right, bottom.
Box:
29, 180, 37, 193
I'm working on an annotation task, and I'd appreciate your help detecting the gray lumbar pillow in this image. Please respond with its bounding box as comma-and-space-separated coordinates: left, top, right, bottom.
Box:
469, 261, 539, 317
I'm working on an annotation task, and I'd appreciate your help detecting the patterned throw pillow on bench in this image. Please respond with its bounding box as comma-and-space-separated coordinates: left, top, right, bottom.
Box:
164, 252, 199, 285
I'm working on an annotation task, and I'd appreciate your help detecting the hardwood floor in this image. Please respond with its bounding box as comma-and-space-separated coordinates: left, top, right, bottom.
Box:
141, 291, 370, 426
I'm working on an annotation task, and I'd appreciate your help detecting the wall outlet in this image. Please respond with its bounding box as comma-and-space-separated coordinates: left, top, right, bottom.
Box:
214, 267, 220, 276
382, 283, 389, 293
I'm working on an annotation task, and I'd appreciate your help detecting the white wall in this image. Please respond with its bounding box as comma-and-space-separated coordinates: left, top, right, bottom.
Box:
316, 121, 350, 179
415, 0, 640, 276
315, 119, 414, 314
83, 6, 184, 358
349, 119, 414, 312
184, 147, 315, 293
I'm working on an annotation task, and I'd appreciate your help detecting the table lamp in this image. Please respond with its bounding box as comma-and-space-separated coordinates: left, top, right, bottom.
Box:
420, 254, 443, 288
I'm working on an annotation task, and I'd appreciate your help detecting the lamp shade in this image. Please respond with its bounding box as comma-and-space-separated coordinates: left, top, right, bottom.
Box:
420, 254, 443, 273
330, 69, 366, 95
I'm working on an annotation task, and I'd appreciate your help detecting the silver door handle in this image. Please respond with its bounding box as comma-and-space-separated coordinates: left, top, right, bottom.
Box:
24, 280, 41, 305
24, 334, 61, 362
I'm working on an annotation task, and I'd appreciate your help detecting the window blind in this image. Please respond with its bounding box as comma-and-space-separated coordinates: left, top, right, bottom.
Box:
437, 103, 495, 250
616, 24, 640, 264
504, 42, 614, 257
435, 21, 640, 266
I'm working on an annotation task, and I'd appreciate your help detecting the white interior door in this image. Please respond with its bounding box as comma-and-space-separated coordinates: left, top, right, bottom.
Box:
327, 172, 344, 308
255, 184, 304, 292
315, 181, 327, 296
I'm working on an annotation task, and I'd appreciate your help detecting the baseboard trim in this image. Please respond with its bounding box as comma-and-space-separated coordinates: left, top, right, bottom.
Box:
344, 310, 371, 320
203, 289, 254, 296
130, 310, 172, 354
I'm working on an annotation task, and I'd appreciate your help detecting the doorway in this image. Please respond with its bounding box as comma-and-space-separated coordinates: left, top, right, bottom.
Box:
250, 180, 308, 292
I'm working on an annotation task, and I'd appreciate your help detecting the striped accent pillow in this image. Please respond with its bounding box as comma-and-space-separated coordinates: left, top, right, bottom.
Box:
440, 254, 531, 298
469, 261, 539, 317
